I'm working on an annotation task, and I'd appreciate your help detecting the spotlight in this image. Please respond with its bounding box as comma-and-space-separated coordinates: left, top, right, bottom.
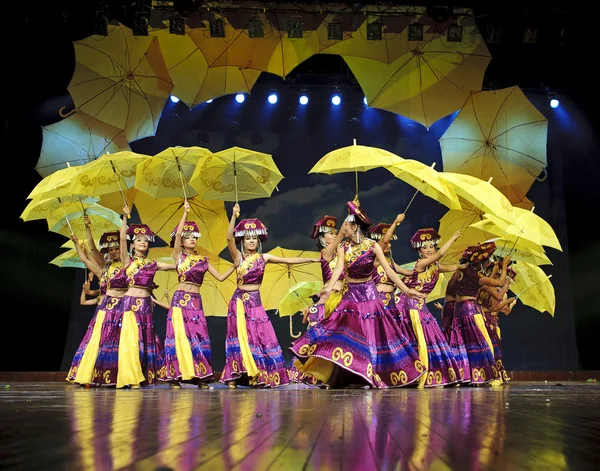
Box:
169, 13, 186, 35
288, 20, 303, 39
447, 24, 463, 42
486, 25, 503, 44
94, 12, 108, 36
267, 93, 278, 104
331, 94, 341, 106
205, 99, 213, 103
170, 95, 180, 103
247, 17, 264, 38
523, 27, 538, 44
367, 21, 382, 41
235, 94, 246, 103
299, 94, 309, 105
408, 23, 423, 41
550, 99, 559, 108
132, 12, 149, 36
363, 96, 368, 106
210, 19, 226, 38
328, 22, 343, 41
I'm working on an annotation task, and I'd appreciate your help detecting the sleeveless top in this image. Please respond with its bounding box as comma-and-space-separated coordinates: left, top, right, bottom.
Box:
445, 270, 459, 297
177, 252, 209, 286
126, 256, 158, 290
100, 261, 128, 295
320, 250, 345, 284
371, 256, 397, 287
455, 264, 483, 298
402, 262, 440, 295
342, 238, 376, 279
236, 253, 265, 286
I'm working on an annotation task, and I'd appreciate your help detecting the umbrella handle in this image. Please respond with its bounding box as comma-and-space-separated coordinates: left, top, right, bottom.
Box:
355, 170, 359, 199
234, 163, 240, 217
58, 197, 73, 234
58, 106, 76, 118
289, 315, 301, 339
403, 188, 419, 214
111, 161, 131, 219
175, 157, 189, 200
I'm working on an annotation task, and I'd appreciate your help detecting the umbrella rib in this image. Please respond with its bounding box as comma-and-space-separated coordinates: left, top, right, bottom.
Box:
490, 120, 548, 141
370, 53, 416, 103
485, 149, 523, 200
491, 144, 547, 173
484, 87, 517, 140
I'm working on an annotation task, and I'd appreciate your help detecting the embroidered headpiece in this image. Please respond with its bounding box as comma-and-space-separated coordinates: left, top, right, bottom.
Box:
410, 228, 441, 249
345, 200, 372, 229
462, 240, 497, 264
311, 215, 337, 239
234, 218, 268, 242
169, 221, 201, 247
368, 223, 397, 241
98, 231, 120, 253
126, 224, 155, 242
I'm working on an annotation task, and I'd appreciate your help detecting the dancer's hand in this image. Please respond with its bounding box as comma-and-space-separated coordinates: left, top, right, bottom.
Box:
232, 203, 240, 218
452, 229, 463, 240
433, 302, 443, 310
395, 213, 405, 226
317, 287, 331, 304
123, 205, 131, 218
406, 288, 427, 300
83, 215, 91, 228
183, 199, 190, 213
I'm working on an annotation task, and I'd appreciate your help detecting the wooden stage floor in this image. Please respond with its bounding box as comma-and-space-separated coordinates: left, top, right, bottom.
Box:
1, 382, 598, 470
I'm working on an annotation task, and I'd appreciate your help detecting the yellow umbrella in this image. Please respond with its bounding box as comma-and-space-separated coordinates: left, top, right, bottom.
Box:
28, 163, 81, 200
437, 209, 496, 265
509, 262, 555, 316
439, 86, 548, 203
439, 173, 515, 222
483, 208, 562, 252
277, 281, 323, 317
152, 249, 236, 317
343, 22, 491, 129
189, 146, 284, 204
66, 22, 173, 142
260, 247, 322, 312
50, 249, 86, 269
133, 191, 228, 254
470, 218, 553, 265
135, 146, 212, 200
36, 111, 130, 178
150, 25, 262, 107
48, 203, 122, 241
20, 195, 99, 232
69, 151, 150, 218
309, 139, 403, 197
98, 188, 139, 214
385, 160, 461, 212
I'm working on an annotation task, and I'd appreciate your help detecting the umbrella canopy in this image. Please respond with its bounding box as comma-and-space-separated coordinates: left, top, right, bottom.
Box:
509, 261, 555, 316
48, 203, 122, 241
50, 249, 86, 269
67, 22, 173, 142
28, 164, 81, 200
277, 280, 323, 317
36, 112, 130, 178
440, 86, 548, 203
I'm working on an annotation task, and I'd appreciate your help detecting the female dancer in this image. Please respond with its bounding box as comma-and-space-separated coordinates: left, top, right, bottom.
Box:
290, 200, 427, 389
163, 200, 237, 389
396, 228, 463, 388
451, 242, 510, 385
118, 206, 175, 388
435, 270, 460, 342
221, 203, 320, 389
80, 272, 99, 306
66, 230, 129, 386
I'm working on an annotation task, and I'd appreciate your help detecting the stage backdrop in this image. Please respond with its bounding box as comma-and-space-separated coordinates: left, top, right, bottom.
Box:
60, 82, 579, 372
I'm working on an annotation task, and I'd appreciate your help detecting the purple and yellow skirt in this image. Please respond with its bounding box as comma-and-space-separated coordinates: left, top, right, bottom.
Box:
290, 281, 425, 389
221, 289, 290, 388
442, 299, 456, 343
449, 300, 499, 384
484, 311, 510, 383
163, 290, 214, 383
398, 295, 461, 388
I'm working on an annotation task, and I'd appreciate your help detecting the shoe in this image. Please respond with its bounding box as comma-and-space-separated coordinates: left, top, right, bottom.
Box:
226, 381, 237, 389
198, 382, 210, 389
170, 381, 182, 389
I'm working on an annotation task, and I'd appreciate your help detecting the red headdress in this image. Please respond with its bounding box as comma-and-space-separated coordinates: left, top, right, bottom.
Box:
410, 228, 441, 249
461, 240, 497, 264
311, 215, 337, 239
234, 218, 268, 242
98, 231, 120, 254
368, 223, 397, 241
345, 200, 372, 229
126, 224, 155, 243
169, 221, 201, 247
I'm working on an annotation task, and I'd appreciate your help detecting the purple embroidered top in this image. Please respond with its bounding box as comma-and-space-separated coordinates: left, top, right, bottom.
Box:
402, 262, 440, 295
126, 257, 158, 290
177, 253, 208, 286
342, 238, 377, 279
236, 253, 265, 286
477, 287, 493, 311
371, 256, 396, 287
455, 264, 483, 298
445, 270, 459, 297
320, 250, 344, 284
100, 261, 127, 295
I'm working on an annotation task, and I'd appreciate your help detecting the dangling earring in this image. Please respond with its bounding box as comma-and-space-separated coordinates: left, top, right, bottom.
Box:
239, 241, 245, 257
258, 240, 262, 254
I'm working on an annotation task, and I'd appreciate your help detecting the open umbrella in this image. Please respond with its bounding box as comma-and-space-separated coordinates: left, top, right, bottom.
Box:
440, 86, 548, 203
189, 146, 284, 205
66, 22, 173, 142
20, 195, 99, 234
50, 249, 86, 269
509, 262, 555, 316
277, 281, 323, 317
48, 203, 122, 241
36, 111, 130, 178
309, 139, 403, 197
28, 163, 81, 200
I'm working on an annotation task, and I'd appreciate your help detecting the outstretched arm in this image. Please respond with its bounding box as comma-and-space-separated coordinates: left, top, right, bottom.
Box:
377, 213, 404, 250
415, 230, 462, 271
227, 203, 242, 266
480, 256, 510, 288
83, 215, 104, 267
318, 245, 345, 303
71, 234, 103, 279
394, 262, 414, 276
373, 243, 426, 300
171, 199, 190, 262
207, 262, 236, 282
439, 262, 467, 273
263, 254, 321, 264
120, 206, 131, 266
157, 262, 177, 271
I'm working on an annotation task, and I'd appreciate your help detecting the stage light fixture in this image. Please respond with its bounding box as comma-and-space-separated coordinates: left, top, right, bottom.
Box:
367, 21, 382, 41
447, 24, 463, 42
408, 23, 423, 41
170, 13, 186, 35
549, 92, 559, 108
288, 20, 303, 39
332, 94, 341, 106
94, 12, 108, 36
170, 95, 180, 103
247, 18, 264, 38
523, 27, 538, 44
486, 25, 503, 44
328, 22, 343, 41
363, 96, 368, 106
267, 93, 278, 104
133, 12, 149, 36
210, 18, 225, 38
299, 94, 309, 105
235, 94, 246, 103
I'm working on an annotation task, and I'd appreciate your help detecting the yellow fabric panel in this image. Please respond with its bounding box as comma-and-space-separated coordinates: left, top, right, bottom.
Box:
171, 306, 196, 380
74, 310, 106, 384
116, 310, 145, 388
236, 298, 260, 378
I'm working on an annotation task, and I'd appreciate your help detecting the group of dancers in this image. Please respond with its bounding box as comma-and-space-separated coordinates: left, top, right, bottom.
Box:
67, 197, 517, 389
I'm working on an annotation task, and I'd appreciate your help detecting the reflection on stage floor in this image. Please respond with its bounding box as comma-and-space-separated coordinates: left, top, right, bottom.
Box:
1, 382, 598, 470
